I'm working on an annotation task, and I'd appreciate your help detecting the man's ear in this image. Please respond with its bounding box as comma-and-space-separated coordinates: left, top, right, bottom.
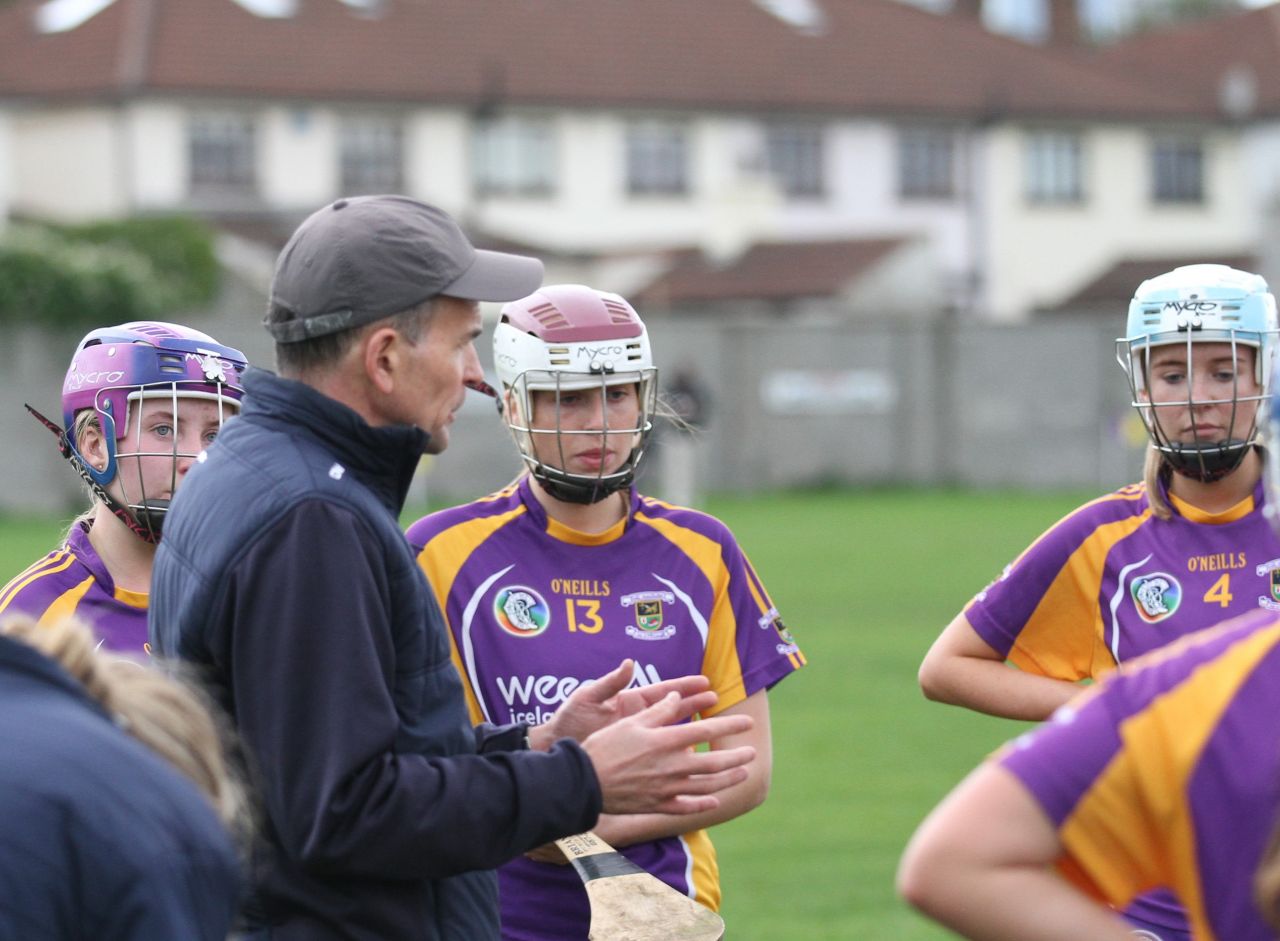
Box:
362, 326, 403, 397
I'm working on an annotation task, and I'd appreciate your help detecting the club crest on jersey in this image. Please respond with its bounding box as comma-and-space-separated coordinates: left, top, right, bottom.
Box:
1129, 572, 1181, 623
1256, 558, 1280, 610
622, 591, 676, 640
494, 585, 551, 637
758, 607, 799, 655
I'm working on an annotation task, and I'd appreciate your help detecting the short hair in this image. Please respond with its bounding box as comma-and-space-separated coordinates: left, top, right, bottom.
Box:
268, 298, 437, 377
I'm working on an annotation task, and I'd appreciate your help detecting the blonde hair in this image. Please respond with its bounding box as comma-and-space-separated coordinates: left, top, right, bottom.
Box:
63, 410, 106, 542
1143, 444, 1173, 521
0, 614, 252, 845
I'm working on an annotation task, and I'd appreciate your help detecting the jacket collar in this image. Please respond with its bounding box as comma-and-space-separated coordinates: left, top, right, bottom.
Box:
0, 634, 112, 720
242, 368, 428, 513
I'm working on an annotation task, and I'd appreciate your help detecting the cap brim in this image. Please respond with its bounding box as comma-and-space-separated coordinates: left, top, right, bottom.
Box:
444, 249, 544, 302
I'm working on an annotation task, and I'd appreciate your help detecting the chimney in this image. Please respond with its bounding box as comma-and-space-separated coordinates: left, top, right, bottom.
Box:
1046, 0, 1082, 46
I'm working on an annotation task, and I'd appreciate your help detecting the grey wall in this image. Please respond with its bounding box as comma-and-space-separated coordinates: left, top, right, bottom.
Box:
0, 287, 1141, 517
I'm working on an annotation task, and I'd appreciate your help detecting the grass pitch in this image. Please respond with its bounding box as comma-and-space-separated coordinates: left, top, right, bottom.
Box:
0, 486, 1093, 940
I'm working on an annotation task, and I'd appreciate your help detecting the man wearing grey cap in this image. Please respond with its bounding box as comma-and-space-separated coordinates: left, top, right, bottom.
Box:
149, 196, 755, 941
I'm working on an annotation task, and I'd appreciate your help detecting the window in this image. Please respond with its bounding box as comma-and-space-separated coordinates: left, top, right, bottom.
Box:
765, 122, 825, 198
340, 116, 403, 195
1152, 137, 1204, 204
1024, 130, 1083, 204
473, 115, 556, 197
898, 126, 957, 199
189, 113, 255, 191
625, 120, 688, 196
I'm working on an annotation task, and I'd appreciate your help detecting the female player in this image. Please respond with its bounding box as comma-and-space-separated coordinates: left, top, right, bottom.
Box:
898, 603, 1280, 941
917, 263, 1280, 940
407, 284, 804, 941
0, 321, 247, 653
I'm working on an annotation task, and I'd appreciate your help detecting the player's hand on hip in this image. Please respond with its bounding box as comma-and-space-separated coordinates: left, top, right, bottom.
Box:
529, 659, 716, 749
582, 691, 755, 816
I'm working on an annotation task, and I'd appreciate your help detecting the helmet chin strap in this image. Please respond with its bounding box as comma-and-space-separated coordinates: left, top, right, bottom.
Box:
1160, 439, 1253, 483
26, 404, 163, 545
531, 461, 635, 505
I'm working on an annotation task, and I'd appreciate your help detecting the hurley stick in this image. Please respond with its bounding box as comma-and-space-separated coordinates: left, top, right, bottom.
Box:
554, 831, 725, 941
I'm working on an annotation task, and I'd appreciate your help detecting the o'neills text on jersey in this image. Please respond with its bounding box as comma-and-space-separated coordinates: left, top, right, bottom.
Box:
1186, 553, 1246, 573
550, 578, 611, 597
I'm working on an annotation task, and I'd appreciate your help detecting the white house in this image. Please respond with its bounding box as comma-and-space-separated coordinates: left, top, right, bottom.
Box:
0, 0, 1256, 321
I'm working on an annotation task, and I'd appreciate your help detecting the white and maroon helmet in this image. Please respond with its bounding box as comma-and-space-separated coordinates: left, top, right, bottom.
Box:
493, 284, 658, 504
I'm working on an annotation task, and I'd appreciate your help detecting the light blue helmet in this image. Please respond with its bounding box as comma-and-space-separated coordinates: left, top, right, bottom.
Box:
1116, 264, 1278, 481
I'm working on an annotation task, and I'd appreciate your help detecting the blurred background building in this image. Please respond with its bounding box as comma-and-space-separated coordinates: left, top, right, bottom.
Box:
0, 0, 1277, 509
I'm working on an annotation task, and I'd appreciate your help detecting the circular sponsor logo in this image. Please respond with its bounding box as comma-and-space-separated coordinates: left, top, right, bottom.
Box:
494, 585, 551, 637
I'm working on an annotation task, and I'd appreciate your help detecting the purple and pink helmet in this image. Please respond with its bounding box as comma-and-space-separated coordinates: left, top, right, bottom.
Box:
61, 321, 247, 488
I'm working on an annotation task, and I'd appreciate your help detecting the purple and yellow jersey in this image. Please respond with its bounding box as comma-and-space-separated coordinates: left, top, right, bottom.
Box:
407, 477, 804, 941
0, 522, 148, 654
999, 609, 1280, 941
966, 479, 1280, 679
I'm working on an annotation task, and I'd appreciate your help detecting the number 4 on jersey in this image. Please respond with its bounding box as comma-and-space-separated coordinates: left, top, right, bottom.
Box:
1203, 573, 1233, 608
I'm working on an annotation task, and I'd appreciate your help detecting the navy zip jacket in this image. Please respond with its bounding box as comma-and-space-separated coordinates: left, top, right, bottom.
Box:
150, 368, 601, 941
0, 635, 241, 940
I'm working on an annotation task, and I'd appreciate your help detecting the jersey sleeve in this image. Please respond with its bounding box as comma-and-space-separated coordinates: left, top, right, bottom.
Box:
998, 681, 1165, 907
699, 521, 805, 716
964, 491, 1147, 680
0, 550, 85, 624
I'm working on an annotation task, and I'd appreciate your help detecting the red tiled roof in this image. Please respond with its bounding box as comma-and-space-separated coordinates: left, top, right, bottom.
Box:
634, 236, 906, 305
0, 0, 1211, 120
1042, 253, 1260, 312
1094, 6, 1280, 117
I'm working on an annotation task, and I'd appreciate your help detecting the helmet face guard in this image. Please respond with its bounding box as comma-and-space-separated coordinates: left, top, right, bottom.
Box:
45, 321, 247, 542
495, 285, 658, 505
1263, 380, 1280, 535
1116, 265, 1279, 482
504, 367, 659, 505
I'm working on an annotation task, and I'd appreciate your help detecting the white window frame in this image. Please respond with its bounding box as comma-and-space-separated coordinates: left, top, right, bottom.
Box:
898, 126, 958, 200
188, 112, 256, 192
339, 115, 404, 196
765, 121, 826, 199
473, 115, 556, 197
1151, 136, 1205, 204
1024, 130, 1084, 204
625, 119, 689, 197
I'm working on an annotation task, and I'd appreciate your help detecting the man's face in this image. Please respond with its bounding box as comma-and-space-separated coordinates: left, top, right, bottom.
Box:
395, 297, 484, 454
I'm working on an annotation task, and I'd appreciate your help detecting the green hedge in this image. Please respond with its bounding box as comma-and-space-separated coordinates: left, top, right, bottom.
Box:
0, 216, 220, 331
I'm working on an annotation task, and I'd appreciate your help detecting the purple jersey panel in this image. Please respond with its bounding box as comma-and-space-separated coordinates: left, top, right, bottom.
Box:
0, 522, 148, 654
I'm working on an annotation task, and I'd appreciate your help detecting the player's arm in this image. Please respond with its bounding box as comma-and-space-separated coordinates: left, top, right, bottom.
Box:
897, 763, 1134, 941
527, 690, 771, 860
918, 612, 1082, 721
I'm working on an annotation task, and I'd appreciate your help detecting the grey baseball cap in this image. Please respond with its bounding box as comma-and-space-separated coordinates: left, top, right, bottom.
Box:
266, 195, 544, 343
